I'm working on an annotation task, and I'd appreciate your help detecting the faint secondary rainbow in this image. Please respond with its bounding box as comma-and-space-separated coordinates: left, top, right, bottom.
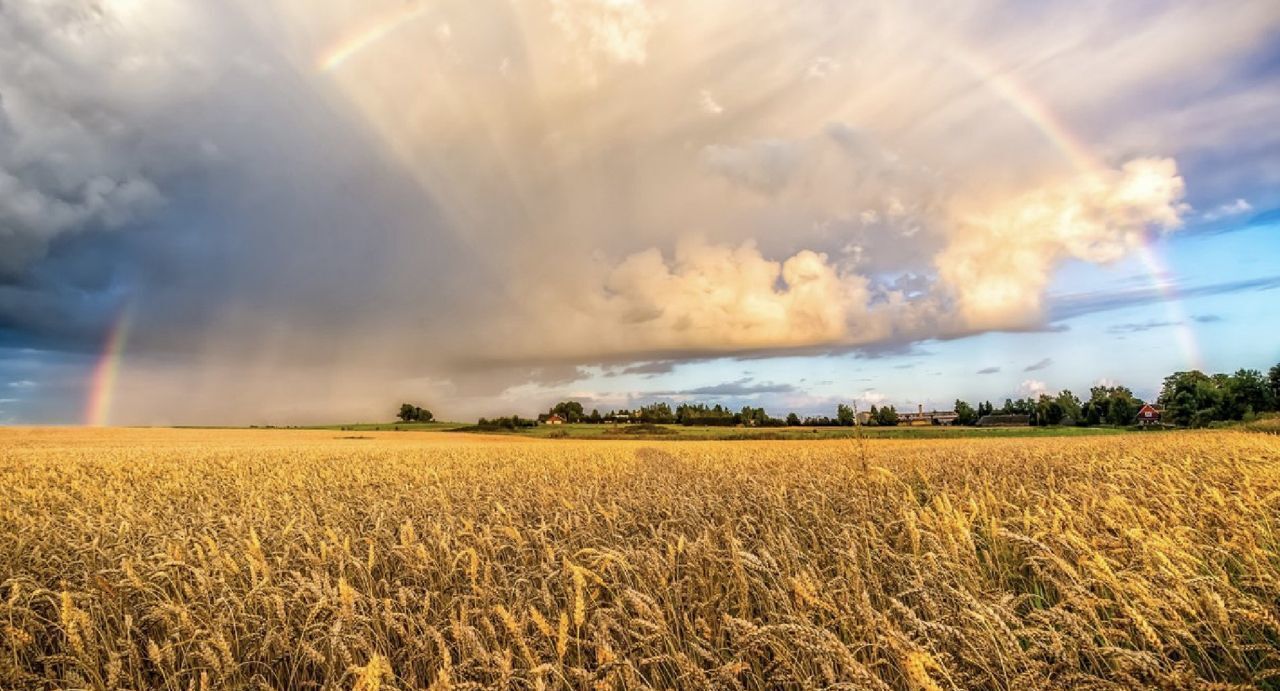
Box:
950, 45, 1204, 371
317, 2, 430, 72
85, 307, 133, 427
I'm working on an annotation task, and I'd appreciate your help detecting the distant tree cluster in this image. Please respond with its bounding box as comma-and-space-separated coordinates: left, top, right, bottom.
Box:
1080, 386, 1141, 426
541, 401, 795, 427
548, 400, 586, 422
674, 403, 736, 426
950, 390, 1127, 427
794, 405, 858, 427
396, 403, 434, 423
860, 405, 900, 427
460, 362, 1280, 431
476, 415, 538, 430
945, 363, 1280, 429
1158, 367, 1279, 427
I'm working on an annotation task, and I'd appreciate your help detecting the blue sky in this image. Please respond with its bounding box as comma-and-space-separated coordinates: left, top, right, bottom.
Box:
0, 1, 1278, 424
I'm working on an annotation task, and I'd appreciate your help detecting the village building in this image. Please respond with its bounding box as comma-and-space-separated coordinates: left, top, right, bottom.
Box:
859, 404, 959, 426
1135, 404, 1162, 426
544, 413, 566, 425
897, 404, 960, 426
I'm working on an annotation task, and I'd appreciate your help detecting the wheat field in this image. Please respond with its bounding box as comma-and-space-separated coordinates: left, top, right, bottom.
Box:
2, 428, 1279, 690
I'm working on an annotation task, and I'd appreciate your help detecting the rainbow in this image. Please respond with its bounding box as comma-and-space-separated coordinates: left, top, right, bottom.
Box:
950, 45, 1204, 371
317, 2, 430, 72
1135, 243, 1204, 370
85, 307, 132, 427
948, 48, 1104, 175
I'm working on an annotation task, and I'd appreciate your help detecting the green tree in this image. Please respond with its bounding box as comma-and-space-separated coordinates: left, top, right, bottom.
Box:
1054, 390, 1081, 424
786, 412, 801, 426
877, 405, 899, 426
1081, 400, 1101, 426
1109, 390, 1140, 426
737, 406, 778, 426
1159, 371, 1218, 427
589, 408, 602, 424
639, 402, 676, 424
1034, 394, 1064, 426
836, 403, 855, 426
398, 403, 418, 422
1228, 369, 1272, 417
550, 401, 586, 423
954, 400, 977, 426
1269, 364, 1280, 407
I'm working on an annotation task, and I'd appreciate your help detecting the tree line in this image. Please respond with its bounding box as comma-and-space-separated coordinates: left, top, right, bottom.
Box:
947, 365, 1280, 428
539, 401, 863, 427
1157, 367, 1279, 427
402, 362, 1280, 430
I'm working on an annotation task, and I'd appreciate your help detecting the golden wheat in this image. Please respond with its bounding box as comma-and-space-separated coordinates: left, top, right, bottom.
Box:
1, 426, 1278, 689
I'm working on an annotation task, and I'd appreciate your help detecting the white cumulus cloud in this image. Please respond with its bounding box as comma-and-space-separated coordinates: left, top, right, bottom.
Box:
1019, 379, 1048, 397
936, 158, 1186, 330
1201, 198, 1252, 221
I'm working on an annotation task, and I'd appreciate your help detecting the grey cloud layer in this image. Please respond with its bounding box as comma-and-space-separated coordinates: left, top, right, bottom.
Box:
648, 378, 797, 397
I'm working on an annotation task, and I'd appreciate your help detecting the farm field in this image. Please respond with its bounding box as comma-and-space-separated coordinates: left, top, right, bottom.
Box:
299, 422, 1138, 440
454, 422, 1137, 441
2, 427, 1279, 689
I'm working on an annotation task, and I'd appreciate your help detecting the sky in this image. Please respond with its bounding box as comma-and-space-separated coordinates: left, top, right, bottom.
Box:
1, 0, 1278, 425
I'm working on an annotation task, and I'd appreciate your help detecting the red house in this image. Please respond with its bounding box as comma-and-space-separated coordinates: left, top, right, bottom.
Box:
545, 413, 566, 425
1136, 404, 1162, 426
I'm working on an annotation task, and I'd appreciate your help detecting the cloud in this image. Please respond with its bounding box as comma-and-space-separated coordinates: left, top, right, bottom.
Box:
936, 158, 1186, 330
0, 2, 189, 278
1049, 275, 1280, 321
701, 140, 801, 195
976, 366, 1000, 374
613, 361, 678, 377
648, 377, 796, 397
1107, 319, 1181, 334
1191, 314, 1223, 323
1201, 198, 1251, 222
856, 389, 888, 407
698, 90, 724, 116
1023, 358, 1053, 372
550, 0, 656, 81
596, 238, 881, 353
805, 56, 839, 80
8, 379, 36, 389
1019, 379, 1048, 397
